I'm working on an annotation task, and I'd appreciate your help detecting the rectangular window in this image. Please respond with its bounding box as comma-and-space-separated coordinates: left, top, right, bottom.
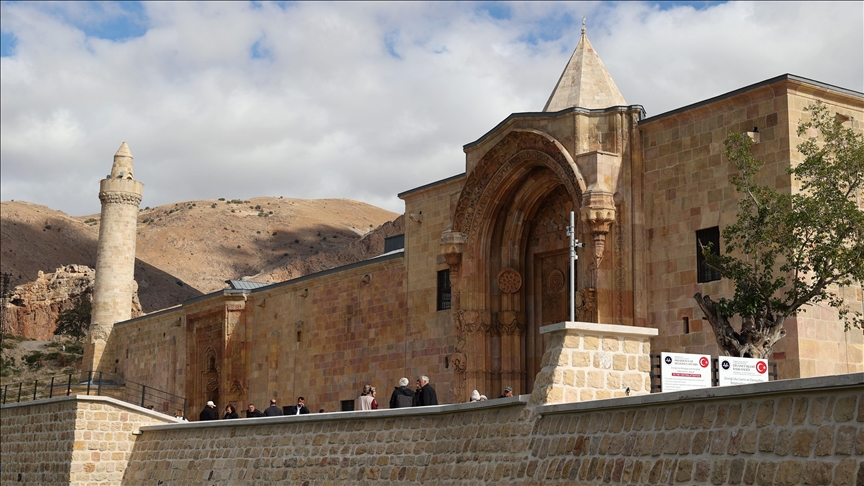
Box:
696, 226, 721, 283
384, 234, 405, 253
437, 269, 451, 311
340, 399, 354, 412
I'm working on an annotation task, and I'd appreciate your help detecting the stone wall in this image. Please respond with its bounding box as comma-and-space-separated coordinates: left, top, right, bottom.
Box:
0, 395, 177, 485
3, 374, 861, 484
2, 373, 842, 485
639, 77, 864, 378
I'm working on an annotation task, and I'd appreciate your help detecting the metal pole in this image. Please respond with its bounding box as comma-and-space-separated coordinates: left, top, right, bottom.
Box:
66, 373, 72, 396
97, 372, 103, 396
183, 398, 187, 419
17, 382, 23, 402
141, 386, 146, 407
33, 380, 38, 400
566, 211, 583, 322
49, 377, 55, 399
86, 371, 92, 396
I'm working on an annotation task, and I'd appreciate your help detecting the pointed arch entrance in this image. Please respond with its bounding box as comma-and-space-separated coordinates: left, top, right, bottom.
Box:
445, 129, 587, 400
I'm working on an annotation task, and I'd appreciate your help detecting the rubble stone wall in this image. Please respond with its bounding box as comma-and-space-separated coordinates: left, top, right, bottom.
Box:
120, 373, 862, 485
3, 375, 861, 485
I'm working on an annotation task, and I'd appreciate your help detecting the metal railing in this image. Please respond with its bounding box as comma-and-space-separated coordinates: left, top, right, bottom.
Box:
649, 354, 778, 393
1, 370, 186, 418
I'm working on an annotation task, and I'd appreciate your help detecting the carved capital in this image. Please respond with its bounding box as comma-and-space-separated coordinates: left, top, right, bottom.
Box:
440, 230, 467, 268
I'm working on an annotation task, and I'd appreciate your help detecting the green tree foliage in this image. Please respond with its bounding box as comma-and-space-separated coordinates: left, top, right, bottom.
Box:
54, 295, 92, 342
695, 103, 864, 358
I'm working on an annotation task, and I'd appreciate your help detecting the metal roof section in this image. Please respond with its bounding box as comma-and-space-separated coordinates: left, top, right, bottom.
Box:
225, 280, 271, 290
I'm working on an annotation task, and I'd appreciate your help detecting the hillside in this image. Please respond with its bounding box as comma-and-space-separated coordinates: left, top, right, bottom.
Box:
1, 198, 401, 317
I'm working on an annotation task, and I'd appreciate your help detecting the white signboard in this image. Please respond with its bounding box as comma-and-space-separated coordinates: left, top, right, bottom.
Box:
718, 356, 769, 386
661, 352, 712, 392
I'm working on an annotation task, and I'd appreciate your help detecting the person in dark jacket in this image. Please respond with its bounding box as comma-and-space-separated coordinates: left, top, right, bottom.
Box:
389, 377, 415, 408
286, 397, 310, 415
223, 404, 239, 419
263, 399, 284, 416
416, 375, 438, 406
246, 404, 264, 418
199, 400, 218, 421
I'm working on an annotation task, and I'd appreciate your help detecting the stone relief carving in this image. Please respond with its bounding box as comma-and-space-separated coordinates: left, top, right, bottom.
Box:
451, 336, 467, 402
454, 309, 487, 334
98, 192, 142, 206
452, 131, 585, 244
497, 310, 523, 336
546, 269, 565, 295
497, 268, 522, 294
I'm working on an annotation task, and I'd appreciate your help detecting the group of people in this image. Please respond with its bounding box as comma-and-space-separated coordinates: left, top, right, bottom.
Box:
388, 376, 438, 408
198, 376, 515, 421
198, 397, 310, 421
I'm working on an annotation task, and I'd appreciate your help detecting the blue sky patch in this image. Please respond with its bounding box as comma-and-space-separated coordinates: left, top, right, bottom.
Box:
1, 31, 17, 57
384, 30, 401, 59
40, 1, 148, 41
519, 11, 578, 46
476, 2, 512, 20
652, 1, 726, 11
250, 39, 273, 61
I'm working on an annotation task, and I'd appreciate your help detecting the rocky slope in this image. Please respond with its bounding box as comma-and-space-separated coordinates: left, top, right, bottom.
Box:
1, 198, 401, 340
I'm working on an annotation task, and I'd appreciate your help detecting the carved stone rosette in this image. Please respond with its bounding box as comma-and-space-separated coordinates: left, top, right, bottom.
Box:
497, 268, 522, 294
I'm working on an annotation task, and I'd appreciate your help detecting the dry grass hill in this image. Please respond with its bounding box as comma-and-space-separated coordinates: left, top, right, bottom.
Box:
1, 198, 401, 314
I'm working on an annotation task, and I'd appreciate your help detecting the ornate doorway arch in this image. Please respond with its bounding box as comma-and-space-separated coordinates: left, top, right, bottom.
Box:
445, 129, 588, 399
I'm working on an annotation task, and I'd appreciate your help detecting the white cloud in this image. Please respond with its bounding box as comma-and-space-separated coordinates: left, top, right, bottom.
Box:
1, 1, 861, 216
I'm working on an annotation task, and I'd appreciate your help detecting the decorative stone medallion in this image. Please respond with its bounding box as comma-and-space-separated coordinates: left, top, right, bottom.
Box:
497, 268, 522, 294
548, 269, 565, 293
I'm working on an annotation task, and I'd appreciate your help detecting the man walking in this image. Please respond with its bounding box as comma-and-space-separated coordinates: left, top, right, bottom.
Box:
416, 375, 438, 406
199, 400, 218, 421
264, 399, 283, 416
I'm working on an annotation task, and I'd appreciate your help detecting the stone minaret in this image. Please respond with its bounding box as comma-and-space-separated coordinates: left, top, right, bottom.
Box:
83, 142, 143, 372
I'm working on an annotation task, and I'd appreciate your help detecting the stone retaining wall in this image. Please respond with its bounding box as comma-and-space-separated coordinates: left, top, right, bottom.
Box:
3, 374, 862, 485
0, 396, 177, 485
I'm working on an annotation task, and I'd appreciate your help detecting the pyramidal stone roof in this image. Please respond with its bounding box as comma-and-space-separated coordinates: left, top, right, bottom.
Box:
543, 25, 626, 112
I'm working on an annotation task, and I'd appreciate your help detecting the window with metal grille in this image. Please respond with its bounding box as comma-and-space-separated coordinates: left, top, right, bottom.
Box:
437, 269, 451, 311
696, 226, 721, 283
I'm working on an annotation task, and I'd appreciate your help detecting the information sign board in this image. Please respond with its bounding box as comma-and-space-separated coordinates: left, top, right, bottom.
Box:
717, 356, 769, 386
660, 352, 712, 392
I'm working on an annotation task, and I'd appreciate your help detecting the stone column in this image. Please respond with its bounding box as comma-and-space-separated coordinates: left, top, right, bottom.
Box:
529, 321, 657, 406
83, 142, 143, 373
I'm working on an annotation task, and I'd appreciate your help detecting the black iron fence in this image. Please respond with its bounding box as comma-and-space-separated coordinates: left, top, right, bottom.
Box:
649, 354, 778, 393
1, 370, 186, 418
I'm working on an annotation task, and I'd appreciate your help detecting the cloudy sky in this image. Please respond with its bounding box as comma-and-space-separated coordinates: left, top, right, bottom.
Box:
1, 1, 862, 217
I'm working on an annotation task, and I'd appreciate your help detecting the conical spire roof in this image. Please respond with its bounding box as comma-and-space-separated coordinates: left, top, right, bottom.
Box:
543, 24, 626, 112
114, 141, 132, 158
110, 141, 135, 179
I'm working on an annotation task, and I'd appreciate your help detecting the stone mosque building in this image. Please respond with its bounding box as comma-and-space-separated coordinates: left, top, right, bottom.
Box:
83, 28, 864, 417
